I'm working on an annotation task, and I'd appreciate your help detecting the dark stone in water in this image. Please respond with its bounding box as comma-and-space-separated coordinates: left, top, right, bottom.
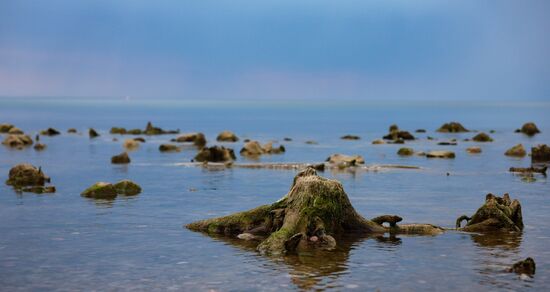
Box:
193, 146, 236, 162
518, 122, 540, 136
89, 128, 100, 138
111, 152, 131, 164
6, 164, 55, 193
457, 193, 523, 232
531, 144, 550, 163
216, 131, 239, 142
341, 135, 360, 140
437, 122, 469, 133
40, 128, 60, 136
508, 257, 536, 276
172, 133, 206, 146
472, 132, 493, 142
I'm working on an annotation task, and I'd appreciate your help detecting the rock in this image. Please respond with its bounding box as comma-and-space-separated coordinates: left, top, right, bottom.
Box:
283, 137, 292, 142
110, 127, 127, 134
509, 166, 547, 175
326, 154, 365, 165
34, 143, 46, 151
519, 122, 540, 136
6, 164, 49, 187
388, 139, 405, 144
472, 132, 493, 142
415, 129, 426, 133
144, 121, 179, 135
505, 144, 526, 157
113, 179, 142, 196
305, 140, 318, 145
2, 134, 33, 148
426, 151, 455, 159
466, 146, 482, 154
437, 141, 457, 146
187, 167, 442, 255
457, 193, 523, 232
262, 142, 285, 154
40, 128, 60, 136
371, 215, 403, 227
8, 127, 24, 134
437, 122, 469, 133
372, 139, 385, 145
508, 258, 536, 276
111, 152, 131, 164
159, 144, 181, 152
193, 146, 236, 162
341, 135, 360, 140
67, 128, 77, 133
127, 129, 142, 135
216, 131, 239, 142
0, 123, 14, 133
133, 137, 146, 143
81, 182, 118, 199
383, 125, 415, 141
531, 144, 550, 163
89, 128, 99, 138
123, 139, 140, 150
173, 133, 206, 146
397, 147, 414, 156
240, 141, 264, 156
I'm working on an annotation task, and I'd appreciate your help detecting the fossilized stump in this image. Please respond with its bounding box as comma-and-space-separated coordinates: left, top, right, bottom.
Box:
456, 193, 523, 232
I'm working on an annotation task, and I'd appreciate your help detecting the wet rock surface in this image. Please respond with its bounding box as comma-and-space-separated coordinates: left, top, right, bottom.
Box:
517, 122, 540, 136
159, 144, 181, 152
383, 125, 415, 141
457, 193, 523, 232
326, 154, 365, 166
2, 134, 33, 148
172, 133, 207, 146
123, 139, 140, 150
508, 257, 536, 276
466, 146, 482, 154
0, 123, 14, 133
89, 128, 100, 138
341, 135, 360, 140
6, 164, 55, 193
397, 147, 414, 156
113, 180, 142, 196
81, 180, 141, 199
240, 141, 285, 156
426, 151, 455, 159
40, 128, 60, 136
193, 146, 236, 162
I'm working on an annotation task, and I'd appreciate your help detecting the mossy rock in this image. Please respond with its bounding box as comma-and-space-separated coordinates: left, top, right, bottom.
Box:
110, 127, 127, 134
8, 127, 24, 134
437, 122, 469, 133
89, 128, 100, 138
113, 180, 141, 196
6, 164, 50, 188
172, 133, 207, 146
40, 128, 60, 136
81, 182, 117, 199
2, 134, 33, 148
520, 122, 540, 136
397, 147, 414, 156
127, 129, 143, 135
531, 144, 550, 163
159, 144, 181, 152
426, 151, 455, 159
505, 144, 526, 157
0, 123, 14, 133
472, 132, 493, 142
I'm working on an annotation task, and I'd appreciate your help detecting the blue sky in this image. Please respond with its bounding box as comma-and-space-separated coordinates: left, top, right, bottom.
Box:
0, 0, 549, 100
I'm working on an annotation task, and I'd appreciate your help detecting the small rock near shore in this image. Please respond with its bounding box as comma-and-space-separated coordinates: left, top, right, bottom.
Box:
472, 132, 493, 142
216, 131, 239, 142
505, 144, 526, 157
111, 152, 131, 164
426, 151, 455, 159
113, 179, 142, 196
81, 182, 118, 199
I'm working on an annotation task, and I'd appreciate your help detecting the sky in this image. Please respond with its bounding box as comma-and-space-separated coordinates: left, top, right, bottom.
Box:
0, 0, 549, 100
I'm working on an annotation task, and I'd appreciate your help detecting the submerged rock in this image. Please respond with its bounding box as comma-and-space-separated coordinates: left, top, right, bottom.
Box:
326, 154, 365, 165
144, 121, 179, 135
531, 144, 550, 163
113, 179, 142, 196
123, 139, 140, 150
466, 146, 482, 154
172, 133, 206, 146
40, 128, 60, 136
111, 152, 131, 164
509, 166, 547, 175
6, 164, 55, 193
193, 146, 236, 162
2, 134, 33, 148
437, 141, 457, 146
505, 144, 526, 157
0, 123, 14, 133
472, 132, 493, 142
262, 142, 285, 154
341, 135, 360, 140
217, 131, 239, 142
508, 258, 536, 276
133, 137, 146, 143
67, 128, 77, 133
415, 129, 426, 133
8, 127, 24, 134
89, 128, 100, 138
397, 147, 414, 156
187, 167, 442, 255
518, 122, 540, 136
34, 143, 46, 151
371, 139, 385, 145
437, 122, 469, 133
81, 182, 118, 199
456, 193, 523, 232
159, 144, 181, 152
426, 151, 455, 159
305, 140, 318, 145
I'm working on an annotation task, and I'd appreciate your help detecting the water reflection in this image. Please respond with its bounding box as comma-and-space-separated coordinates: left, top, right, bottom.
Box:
207, 233, 403, 290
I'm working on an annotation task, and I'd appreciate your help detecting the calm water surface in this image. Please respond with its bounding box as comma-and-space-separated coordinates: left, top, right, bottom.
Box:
0, 98, 549, 291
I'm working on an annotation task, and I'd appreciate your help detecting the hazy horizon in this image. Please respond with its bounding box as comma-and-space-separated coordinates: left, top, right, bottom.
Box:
1, 0, 549, 101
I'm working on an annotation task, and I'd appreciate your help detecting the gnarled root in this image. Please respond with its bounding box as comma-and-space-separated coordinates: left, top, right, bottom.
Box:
458, 193, 523, 232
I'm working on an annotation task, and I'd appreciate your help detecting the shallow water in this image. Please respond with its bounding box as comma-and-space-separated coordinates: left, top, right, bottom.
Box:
0, 97, 549, 291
